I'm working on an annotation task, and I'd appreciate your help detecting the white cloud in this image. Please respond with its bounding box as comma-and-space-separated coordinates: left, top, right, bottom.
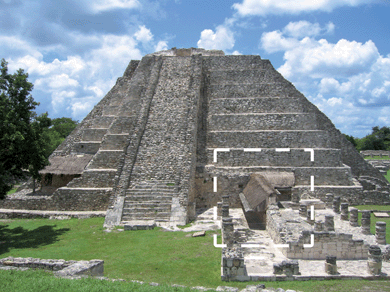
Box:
35, 74, 79, 89
260, 30, 299, 53
89, 0, 140, 13
197, 25, 235, 51
134, 25, 154, 43
232, 50, 242, 55
283, 21, 321, 38
155, 40, 168, 52
233, 0, 374, 16
259, 24, 390, 137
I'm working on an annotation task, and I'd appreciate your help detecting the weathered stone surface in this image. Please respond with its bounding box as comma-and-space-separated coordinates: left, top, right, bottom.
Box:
192, 231, 206, 237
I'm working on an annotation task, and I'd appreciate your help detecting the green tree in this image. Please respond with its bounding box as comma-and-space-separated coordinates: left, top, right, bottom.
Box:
0, 59, 49, 198
42, 117, 78, 158
357, 126, 390, 151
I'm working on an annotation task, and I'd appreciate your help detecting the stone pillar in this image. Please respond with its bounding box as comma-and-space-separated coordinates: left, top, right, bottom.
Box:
307, 209, 314, 225
375, 221, 386, 245
299, 204, 307, 217
222, 195, 229, 205
217, 202, 222, 217
222, 204, 229, 218
340, 203, 349, 221
221, 247, 245, 281
325, 193, 334, 209
361, 211, 371, 235
324, 215, 335, 232
332, 196, 341, 213
222, 217, 234, 247
367, 245, 382, 275
325, 256, 337, 275
314, 220, 324, 232
349, 207, 359, 227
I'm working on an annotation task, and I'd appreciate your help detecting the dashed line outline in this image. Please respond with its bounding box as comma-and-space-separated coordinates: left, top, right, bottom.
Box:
304, 148, 315, 162
275, 148, 290, 152
213, 176, 218, 192
213, 148, 230, 163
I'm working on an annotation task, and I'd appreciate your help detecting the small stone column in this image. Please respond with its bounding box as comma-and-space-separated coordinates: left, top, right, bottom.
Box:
314, 220, 324, 232
367, 245, 382, 275
217, 202, 223, 217
299, 204, 307, 217
222, 204, 229, 218
324, 215, 335, 232
222, 217, 234, 247
325, 256, 338, 275
340, 203, 349, 221
325, 193, 334, 209
221, 247, 245, 281
375, 221, 386, 245
349, 207, 359, 227
222, 195, 229, 205
361, 211, 371, 235
332, 196, 341, 213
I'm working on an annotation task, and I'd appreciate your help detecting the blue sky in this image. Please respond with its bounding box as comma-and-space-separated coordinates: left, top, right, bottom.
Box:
1, 0, 389, 137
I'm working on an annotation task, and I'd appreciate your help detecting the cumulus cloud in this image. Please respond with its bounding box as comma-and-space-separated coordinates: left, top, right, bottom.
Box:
89, 0, 140, 13
155, 40, 168, 52
197, 25, 235, 51
260, 22, 390, 137
134, 25, 154, 43
233, 0, 374, 16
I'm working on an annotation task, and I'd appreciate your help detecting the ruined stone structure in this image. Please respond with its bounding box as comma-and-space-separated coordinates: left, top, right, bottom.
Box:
1, 48, 389, 228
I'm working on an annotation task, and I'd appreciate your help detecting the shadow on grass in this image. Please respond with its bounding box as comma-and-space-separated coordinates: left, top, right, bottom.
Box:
0, 225, 70, 254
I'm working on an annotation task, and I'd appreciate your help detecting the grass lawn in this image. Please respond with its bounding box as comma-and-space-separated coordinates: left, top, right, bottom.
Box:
6, 188, 18, 195
1, 217, 390, 292
385, 170, 390, 183
364, 156, 390, 160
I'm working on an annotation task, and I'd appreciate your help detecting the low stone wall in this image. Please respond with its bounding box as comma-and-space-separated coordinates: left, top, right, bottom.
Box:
266, 205, 369, 260
0, 257, 104, 278
361, 150, 390, 158
0, 209, 105, 219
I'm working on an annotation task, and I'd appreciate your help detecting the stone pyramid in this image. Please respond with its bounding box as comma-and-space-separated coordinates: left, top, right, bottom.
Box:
2, 48, 388, 227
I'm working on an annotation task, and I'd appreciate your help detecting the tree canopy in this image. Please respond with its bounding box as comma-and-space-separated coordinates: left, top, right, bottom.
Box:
0, 59, 79, 199
344, 126, 390, 151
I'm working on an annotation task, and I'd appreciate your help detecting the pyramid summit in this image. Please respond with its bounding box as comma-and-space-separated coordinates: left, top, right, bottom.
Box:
2, 48, 389, 228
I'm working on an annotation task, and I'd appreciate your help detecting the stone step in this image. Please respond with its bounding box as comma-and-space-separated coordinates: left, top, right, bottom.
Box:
206, 83, 300, 99
209, 113, 317, 131
209, 97, 308, 115
81, 128, 108, 142
206, 165, 355, 186
207, 148, 342, 167
122, 211, 171, 219
203, 55, 265, 70
66, 169, 117, 188
90, 116, 115, 128
126, 190, 176, 196
87, 150, 123, 169
126, 195, 173, 201
108, 116, 136, 134
123, 202, 172, 208
123, 206, 171, 212
100, 134, 129, 150
208, 69, 280, 84
73, 142, 101, 154
208, 130, 332, 148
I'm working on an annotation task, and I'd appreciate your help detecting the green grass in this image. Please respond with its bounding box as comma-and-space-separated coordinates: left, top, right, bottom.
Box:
0, 269, 201, 292
354, 205, 390, 243
6, 188, 17, 195
364, 155, 390, 160
385, 170, 390, 183
2, 217, 390, 291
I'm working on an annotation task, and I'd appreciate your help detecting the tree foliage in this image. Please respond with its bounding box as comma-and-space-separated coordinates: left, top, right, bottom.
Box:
42, 117, 78, 158
345, 126, 390, 151
0, 59, 49, 199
